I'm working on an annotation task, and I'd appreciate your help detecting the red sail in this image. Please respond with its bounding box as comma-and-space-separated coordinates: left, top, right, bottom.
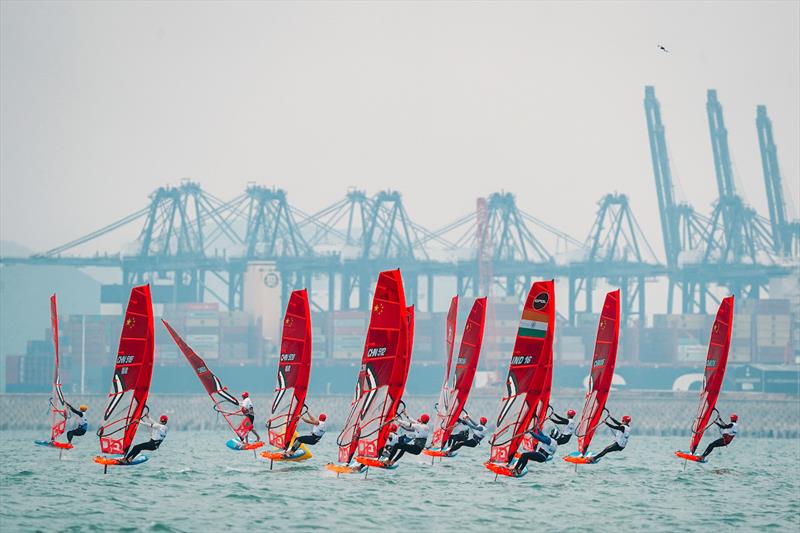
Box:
488, 281, 555, 464
431, 297, 487, 449
354, 270, 411, 460
443, 296, 459, 390
576, 290, 620, 455
689, 296, 734, 453
163, 319, 252, 440
268, 289, 313, 450
49, 294, 68, 442
98, 285, 154, 455
430, 297, 459, 448
334, 270, 409, 464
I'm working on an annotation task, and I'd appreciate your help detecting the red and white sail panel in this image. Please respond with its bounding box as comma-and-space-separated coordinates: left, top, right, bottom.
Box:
268, 289, 313, 450
98, 285, 155, 455
488, 281, 555, 464
689, 296, 734, 453
49, 294, 68, 442
576, 289, 620, 455
354, 270, 411, 460
431, 297, 487, 449
163, 319, 251, 440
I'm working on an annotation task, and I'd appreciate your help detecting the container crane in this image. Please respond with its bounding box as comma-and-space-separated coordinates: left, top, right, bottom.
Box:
756, 105, 799, 256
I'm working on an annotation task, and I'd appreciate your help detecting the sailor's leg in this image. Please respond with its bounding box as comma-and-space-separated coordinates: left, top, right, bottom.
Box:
701, 437, 726, 458
592, 442, 621, 461
514, 451, 534, 472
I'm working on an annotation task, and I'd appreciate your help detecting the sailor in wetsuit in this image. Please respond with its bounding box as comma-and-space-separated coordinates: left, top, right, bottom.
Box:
240, 391, 261, 443
444, 414, 471, 450
513, 427, 557, 474
447, 415, 488, 453
384, 413, 430, 466
64, 402, 89, 443
591, 415, 631, 462
700, 413, 738, 459
284, 412, 326, 457
121, 414, 168, 463
549, 409, 576, 445
379, 423, 400, 460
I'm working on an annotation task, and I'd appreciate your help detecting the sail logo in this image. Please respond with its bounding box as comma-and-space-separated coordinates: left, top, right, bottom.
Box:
533, 292, 549, 310
367, 347, 387, 358
116, 355, 135, 364
511, 355, 534, 365
594, 358, 605, 367
197, 366, 207, 374
280, 353, 297, 362
457, 357, 467, 365
706, 360, 717, 367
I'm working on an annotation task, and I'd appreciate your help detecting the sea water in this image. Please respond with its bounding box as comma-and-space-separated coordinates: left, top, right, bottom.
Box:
1, 430, 798, 532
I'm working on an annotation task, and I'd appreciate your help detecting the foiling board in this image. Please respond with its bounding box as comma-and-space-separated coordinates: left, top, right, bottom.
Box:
226, 439, 265, 451
34, 440, 74, 450
93, 455, 149, 467
484, 461, 528, 478
675, 450, 707, 463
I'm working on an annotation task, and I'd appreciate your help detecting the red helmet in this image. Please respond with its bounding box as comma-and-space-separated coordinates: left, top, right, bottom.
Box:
419, 413, 430, 424
241, 391, 249, 398
318, 413, 327, 421
389, 423, 398, 432
730, 413, 738, 422
160, 414, 169, 424
622, 415, 631, 424
567, 409, 576, 417
479, 416, 488, 425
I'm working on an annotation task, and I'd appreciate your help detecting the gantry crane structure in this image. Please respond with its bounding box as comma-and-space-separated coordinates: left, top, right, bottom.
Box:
756, 105, 800, 257
644, 86, 797, 313
2, 89, 796, 327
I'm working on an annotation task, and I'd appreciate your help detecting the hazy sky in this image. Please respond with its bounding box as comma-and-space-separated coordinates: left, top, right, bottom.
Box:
1, 0, 798, 260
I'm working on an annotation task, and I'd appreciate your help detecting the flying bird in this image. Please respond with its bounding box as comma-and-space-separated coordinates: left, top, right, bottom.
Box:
657, 44, 670, 53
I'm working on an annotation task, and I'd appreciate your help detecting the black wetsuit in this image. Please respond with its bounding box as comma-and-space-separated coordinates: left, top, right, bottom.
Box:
549, 413, 573, 445
124, 439, 161, 461
592, 418, 628, 461
66, 404, 87, 443
448, 419, 485, 453
701, 421, 736, 458
288, 432, 322, 453
446, 430, 469, 449
389, 436, 426, 463
514, 429, 554, 472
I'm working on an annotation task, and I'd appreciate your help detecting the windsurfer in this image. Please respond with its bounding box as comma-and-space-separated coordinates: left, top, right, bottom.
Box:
384, 413, 430, 465
64, 402, 88, 443
444, 414, 470, 449
120, 414, 168, 464
447, 415, 487, 453
591, 414, 631, 462
513, 428, 557, 474
549, 409, 576, 445
284, 412, 326, 456
240, 392, 261, 443
700, 413, 738, 459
